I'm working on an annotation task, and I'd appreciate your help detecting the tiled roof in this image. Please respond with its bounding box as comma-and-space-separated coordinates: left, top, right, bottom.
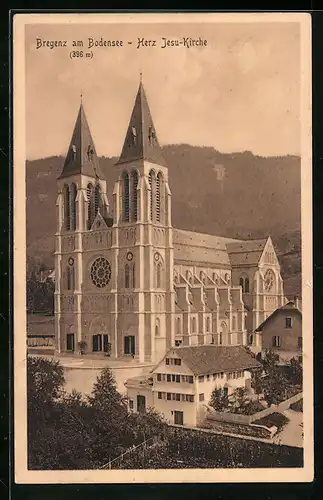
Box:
255, 301, 302, 332
226, 239, 267, 267
117, 82, 166, 166
171, 345, 261, 376
173, 229, 237, 267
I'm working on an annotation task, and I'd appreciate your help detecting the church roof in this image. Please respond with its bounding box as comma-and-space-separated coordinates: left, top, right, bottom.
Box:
226, 238, 267, 267
173, 229, 237, 267
58, 102, 104, 180
116, 81, 166, 166
169, 345, 261, 376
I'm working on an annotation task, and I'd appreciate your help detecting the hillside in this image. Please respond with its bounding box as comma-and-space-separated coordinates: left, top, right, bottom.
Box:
26, 145, 301, 296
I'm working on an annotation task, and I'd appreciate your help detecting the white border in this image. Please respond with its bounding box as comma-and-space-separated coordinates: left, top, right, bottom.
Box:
13, 12, 313, 484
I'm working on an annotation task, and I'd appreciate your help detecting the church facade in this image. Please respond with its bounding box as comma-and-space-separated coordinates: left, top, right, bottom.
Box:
54, 81, 286, 363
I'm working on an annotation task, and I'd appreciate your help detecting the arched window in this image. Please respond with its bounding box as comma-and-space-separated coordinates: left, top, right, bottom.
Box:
156, 262, 162, 288
245, 277, 250, 293
239, 277, 244, 292
95, 184, 101, 217
131, 170, 139, 222
206, 317, 210, 332
87, 183, 94, 230
199, 271, 204, 281
225, 273, 230, 284
176, 317, 181, 335
185, 270, 190, 281
122, 171, 130, 222
232, 316, 236, 331
125, 264, 130, 288
156, 172, 163, 223
155, 318, 160, 337
64, 185, 70, 231
132, 263, 136, 288
191, 317, 196, 333
148, 170, 155, 222
70, 183, 77, 231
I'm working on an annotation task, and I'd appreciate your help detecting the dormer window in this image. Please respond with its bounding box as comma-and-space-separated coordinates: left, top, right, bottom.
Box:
148, 126, 156, 145
131, 126, 137, 145
87, 145, 94, 161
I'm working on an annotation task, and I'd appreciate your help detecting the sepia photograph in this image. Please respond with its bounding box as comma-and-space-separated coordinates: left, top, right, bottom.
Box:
13, 12, 313, 483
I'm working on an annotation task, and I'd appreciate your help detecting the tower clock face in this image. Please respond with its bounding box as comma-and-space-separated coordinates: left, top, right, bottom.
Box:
264, 269, 275, 292
90, 257, 112, 288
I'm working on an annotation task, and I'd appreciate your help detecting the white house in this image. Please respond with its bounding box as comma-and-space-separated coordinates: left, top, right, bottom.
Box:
125, 344, 261, 426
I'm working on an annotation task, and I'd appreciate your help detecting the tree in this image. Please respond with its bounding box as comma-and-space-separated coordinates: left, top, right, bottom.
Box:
251, 369, 264, 399
209, 387, 229, 412
27, 357, 65, 469
229, 387, 250, 413
27, 356, 65, 408
288, 357, 303, 387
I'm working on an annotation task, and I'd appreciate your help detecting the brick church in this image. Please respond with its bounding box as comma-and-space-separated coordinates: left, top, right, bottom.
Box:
54, 79, 287, 363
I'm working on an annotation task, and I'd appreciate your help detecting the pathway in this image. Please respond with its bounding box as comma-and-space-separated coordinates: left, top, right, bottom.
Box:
272, 408, 303, 448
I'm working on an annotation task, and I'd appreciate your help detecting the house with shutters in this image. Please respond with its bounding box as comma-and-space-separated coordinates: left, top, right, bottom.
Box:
125, 344, 261, 427
53, 77, 290, 364
253, 299, 302, 363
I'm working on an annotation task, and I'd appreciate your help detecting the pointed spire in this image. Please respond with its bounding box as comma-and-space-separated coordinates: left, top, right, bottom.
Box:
58, 100, 103, 180
117, 80, 166, 166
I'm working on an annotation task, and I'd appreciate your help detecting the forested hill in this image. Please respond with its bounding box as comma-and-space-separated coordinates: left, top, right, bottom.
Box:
26, 144, 301, 296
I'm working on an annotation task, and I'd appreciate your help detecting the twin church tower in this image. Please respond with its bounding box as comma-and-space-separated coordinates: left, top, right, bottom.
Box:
55, 79, 286, 363
55, 80, 174, 363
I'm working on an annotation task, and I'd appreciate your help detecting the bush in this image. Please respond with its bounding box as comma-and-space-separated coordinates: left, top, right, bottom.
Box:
209, 388, 229, 412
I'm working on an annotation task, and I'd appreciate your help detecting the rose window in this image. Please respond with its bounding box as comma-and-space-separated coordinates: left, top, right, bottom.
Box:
90, 257, 112, 288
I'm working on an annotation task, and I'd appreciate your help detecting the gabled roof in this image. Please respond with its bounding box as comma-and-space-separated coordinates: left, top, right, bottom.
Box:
58, 102, 104, 180
226, 238, 268, 267
168, 345, 261, 376
117, 81, 166, 166
173, 228, 237, 267
255, 301, 302, 332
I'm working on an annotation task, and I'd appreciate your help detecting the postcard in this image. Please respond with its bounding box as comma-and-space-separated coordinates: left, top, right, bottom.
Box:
13, 12, 313, 483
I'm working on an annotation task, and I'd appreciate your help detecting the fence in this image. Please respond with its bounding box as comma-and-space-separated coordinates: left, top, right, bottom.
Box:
206, 392, 303, 425
100, 437, 154, 470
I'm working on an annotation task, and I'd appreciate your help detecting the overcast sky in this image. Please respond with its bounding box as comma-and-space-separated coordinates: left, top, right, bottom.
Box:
25, 21, 300, 159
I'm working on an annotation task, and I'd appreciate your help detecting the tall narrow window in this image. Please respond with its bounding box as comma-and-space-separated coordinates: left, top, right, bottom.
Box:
67, 264, 75, 291
148, 170, 155, 222
176, 318, 181, 335
64, 185, 70, 231
245, 278, 250, 293
95, 184, 101, 217
70, 183, 77, 231
125, 264, 130, 288
67, 266, 71, 290
132, 170, 138, 221
132, 263, 136, 288
156, 172, 163, 223
122, 171, 130, 222
191, 317, 196, 333
206, 317, 210, 332
155, 318, 160, 337
87, 183, 94, 230
239, 277, 244, 292
156, 262, 162, 288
